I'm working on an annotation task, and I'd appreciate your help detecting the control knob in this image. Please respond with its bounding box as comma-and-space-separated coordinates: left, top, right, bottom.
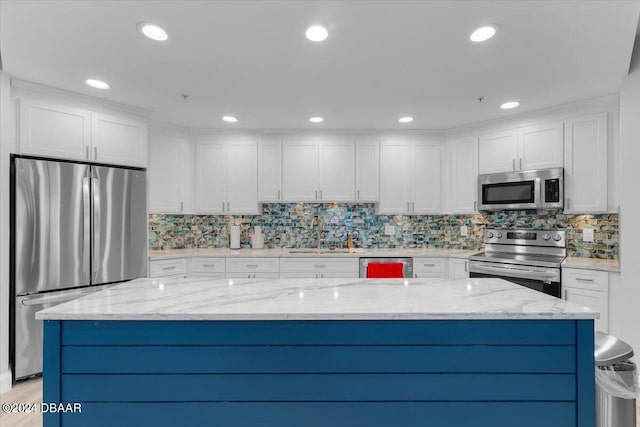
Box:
496, 232, 503, 238
487, 231, 494, 239
553, 234, 562, 242
542, 233, 550, 241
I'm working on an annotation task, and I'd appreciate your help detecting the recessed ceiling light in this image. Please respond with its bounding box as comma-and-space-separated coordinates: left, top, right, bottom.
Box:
305, 25, 328, 42
470, 24, 499, 42
500, 101, 520, 110
137, 22, 169, 41
309, 117, 324, 123
222, 116, 238, 123
398, 117, 414, 123
85, 79, 110, 90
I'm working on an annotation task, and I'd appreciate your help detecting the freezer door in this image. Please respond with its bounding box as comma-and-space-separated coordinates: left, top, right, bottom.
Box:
14, 158, 91, 295
91, 166, 147, 284
13, 285, 112, 380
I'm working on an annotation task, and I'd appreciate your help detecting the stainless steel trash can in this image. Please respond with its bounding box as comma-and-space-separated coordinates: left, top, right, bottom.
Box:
595, 331, 638, 427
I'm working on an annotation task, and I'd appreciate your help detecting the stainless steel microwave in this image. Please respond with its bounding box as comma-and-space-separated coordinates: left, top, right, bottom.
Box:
477, 167, 563, 211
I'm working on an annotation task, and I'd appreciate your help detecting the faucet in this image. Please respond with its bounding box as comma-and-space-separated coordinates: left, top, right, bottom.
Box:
310, 215, 324, 249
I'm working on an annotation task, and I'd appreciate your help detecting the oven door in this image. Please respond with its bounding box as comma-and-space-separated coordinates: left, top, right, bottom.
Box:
468, 261, 561, 298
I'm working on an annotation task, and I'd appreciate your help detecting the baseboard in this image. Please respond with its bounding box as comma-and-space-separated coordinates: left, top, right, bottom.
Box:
0, 370, 12, 394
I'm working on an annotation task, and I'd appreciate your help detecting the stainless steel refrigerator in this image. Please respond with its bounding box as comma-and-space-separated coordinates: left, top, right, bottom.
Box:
11, 156, 147, 380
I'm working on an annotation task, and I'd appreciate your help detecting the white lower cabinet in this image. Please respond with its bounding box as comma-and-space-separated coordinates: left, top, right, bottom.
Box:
226, 258, 280, 279
447, 258, 469, 279
413, 258, 446, 279
149, 258, 188, 278
562, 267, 609, 332
279, 258, 359, 278
189, 257, 226, 279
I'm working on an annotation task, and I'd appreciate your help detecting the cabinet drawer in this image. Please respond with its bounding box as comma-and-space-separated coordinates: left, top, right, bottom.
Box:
562, 268, 608, 292
226, 258, 279, 273
190, 257, 226, 274
280, 258, 359, 274
149, 258, 188, 278
413, 258, 446, 273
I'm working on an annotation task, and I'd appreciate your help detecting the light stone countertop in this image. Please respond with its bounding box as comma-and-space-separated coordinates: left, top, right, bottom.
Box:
562, 257, 620, 272
148, 247, 480, 261
36, 277, 598, 321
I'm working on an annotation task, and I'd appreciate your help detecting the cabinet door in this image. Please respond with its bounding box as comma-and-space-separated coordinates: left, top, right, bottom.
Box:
148, 131, 191, 213
194, 141, 225, 213
319, 137, 355, 201
447, 259, 469, 279
411, 140, 441, 214
355, 139, 380, 202
378, 140, 411, 214
478, 130, 518, 174
564, 113, 608, 213
564, 287, 608, 332
447, 137, 478, 213
282, 139, 319, 201
258, 138, 282, 202
92, 113, 148, 167
518, 121, 563, 171
226, 140, 259, 214
18, 98, 91, 161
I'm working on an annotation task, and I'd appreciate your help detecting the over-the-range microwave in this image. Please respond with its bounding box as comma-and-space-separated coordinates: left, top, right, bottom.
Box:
477, 167, 563, 211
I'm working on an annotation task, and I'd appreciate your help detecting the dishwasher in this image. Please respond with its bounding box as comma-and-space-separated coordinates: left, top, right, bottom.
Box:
359, 258, 413, 278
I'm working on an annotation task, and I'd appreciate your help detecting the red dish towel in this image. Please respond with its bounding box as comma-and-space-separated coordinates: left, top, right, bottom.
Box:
366, 262, 405, 278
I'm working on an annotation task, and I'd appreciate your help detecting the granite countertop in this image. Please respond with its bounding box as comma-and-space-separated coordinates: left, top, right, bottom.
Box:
36, 277, 597, 321
562, 257, 620, 272
148, 248, 480, 261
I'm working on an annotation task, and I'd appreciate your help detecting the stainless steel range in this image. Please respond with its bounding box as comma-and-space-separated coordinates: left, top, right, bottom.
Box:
469, 228, 566, 297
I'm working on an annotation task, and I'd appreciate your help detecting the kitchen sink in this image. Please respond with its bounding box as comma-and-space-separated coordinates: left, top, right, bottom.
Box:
287, 248, 365, 254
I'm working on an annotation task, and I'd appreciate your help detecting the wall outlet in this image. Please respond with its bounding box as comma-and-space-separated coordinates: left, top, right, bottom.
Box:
460, 225, 468, 237
385, 225, 395, 235
583, 228, 594, 242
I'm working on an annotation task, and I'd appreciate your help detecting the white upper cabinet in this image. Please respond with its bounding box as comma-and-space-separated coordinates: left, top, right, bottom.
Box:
564, 113, 608, 213
18, 97, 91, 161
355, 139, 380, 202
258, 138, 282, 202
148, 130, 192, 214
318, 137, 355, 201
91, 113, 148, 167
446, 136, 478, 213
478, 130, 518, 174
17, 97, 148, 167
378, 139, 411, 214
282, 136, 356, 202
411, 140, 441, 214
378, 136, 441, 214
195, 138, 258, 215
518, 121, 563, 170
478, 122, 563, 174
226, 139, 259, 214
282, 138, 319, 201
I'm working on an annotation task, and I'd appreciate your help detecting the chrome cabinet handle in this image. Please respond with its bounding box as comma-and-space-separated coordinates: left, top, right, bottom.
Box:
575, 277, 594, 283
277, 190, 281, 200
246, 264, 258, 269
315, 264, 326, 268
566, 198, 570, 210
320, 190, 323, 200
564, 289, 568, 300
222, 202, 225, 212
315, 190, 318, 200
473, 201, 477, 211
163, 266, 177, 270
227, 202, 230, 211
519, 158, 522, 170
464, 261, 468, 272
512, 159, 516, 170
412, 202, 415, 212
357, 189, 360, 200
94, 146, 98, 160
423, 263, 436, 267
407, 202, 410, 211
85, 146, 90, 159
180, 201, 184, 212
202, 264, 216, 268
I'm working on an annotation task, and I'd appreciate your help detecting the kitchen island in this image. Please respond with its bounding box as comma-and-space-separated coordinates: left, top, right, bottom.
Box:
37, 277, 598, 427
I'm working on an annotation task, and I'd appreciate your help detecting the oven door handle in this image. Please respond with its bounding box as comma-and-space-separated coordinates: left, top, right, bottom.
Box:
469, 262, 558, 281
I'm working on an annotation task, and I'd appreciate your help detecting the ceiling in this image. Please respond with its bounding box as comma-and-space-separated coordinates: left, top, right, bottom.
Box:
1, 0, 639, 130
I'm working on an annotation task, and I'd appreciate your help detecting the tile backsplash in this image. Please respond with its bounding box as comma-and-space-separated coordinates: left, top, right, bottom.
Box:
149, 204, 619, 259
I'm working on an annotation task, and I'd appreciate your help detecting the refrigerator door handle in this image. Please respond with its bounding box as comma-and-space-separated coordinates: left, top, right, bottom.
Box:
21, 289, 94, 307
92, 171, 101, 282
82, 174, 91, 278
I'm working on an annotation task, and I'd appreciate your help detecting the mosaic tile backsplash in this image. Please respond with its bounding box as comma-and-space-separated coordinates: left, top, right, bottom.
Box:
149, 204, 619, 259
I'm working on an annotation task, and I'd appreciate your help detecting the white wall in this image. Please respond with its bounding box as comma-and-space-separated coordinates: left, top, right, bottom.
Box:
615, 35, 640, 355
0, 71, 12, 393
